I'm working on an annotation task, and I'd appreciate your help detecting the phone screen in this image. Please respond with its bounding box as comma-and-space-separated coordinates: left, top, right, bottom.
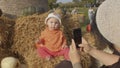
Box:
73, 28, 82, 48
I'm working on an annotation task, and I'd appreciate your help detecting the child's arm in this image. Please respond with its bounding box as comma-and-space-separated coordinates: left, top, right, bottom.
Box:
35, 32, 45, 48
61, 35, 68, 49
35, 38, 44, 48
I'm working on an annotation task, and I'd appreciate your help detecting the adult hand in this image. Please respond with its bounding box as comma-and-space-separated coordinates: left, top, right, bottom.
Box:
69, 39, 80, 65
79, 37, 93, 54
80, 38, 120, 66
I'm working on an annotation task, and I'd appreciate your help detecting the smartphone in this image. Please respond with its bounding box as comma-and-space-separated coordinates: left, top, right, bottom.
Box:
73, 28, 82, 48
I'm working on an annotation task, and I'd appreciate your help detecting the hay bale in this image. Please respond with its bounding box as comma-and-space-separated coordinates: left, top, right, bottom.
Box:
62, 15, 97, 68
83, 33, 99, 68
12, 12, 66, 68
83, 33, 95, 46
24, 48, 64, 68
78, 52, 91, 68
12, 12, 62, 68
12, 13, 48, 55
60, 12, 94, 68
12, 12, 94, 68
61, 14, 81, 45
0, 17, 15, 49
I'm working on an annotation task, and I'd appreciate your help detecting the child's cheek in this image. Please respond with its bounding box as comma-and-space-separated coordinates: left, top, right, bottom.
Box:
56, 24, 60, 28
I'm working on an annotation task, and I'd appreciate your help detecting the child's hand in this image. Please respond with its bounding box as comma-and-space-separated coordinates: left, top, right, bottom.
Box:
61, 45, 68, 49
35, 39, 44, 44
35, 39, 44, 48
35, 39, 40, 44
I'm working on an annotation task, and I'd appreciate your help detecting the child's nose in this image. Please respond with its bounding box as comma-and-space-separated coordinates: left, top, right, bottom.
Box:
52, 22, 55, 25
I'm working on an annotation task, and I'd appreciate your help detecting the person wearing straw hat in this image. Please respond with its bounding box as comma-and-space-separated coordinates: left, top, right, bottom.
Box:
69, 0, 120, 68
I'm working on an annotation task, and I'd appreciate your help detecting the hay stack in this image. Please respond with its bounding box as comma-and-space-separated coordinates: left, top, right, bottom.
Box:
0, 17, 15, 49
61, 14, 82, 45
62, 14, 97, 68
83, 33, 95, 46
12, 12, 63, 68
12, 11, 94, 68
12, 12, 48, 55
12, 12, 67, 68
24, 48, 64, 68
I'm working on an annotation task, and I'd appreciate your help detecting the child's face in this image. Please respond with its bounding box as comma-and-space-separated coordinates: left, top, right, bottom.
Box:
47, 17, 60, 30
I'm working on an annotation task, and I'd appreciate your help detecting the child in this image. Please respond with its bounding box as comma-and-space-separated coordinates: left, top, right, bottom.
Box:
35, 13, 69, 60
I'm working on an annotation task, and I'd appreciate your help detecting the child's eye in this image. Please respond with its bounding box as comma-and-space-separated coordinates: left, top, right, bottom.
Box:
51, 22, 56, 24
49, 22, 53, 23
52, 22, 55, 23
49, 22, 59, 24
56, 22, 58, 23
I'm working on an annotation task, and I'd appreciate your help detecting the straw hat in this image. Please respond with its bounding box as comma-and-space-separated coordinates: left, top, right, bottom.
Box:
96, 0, 120, 46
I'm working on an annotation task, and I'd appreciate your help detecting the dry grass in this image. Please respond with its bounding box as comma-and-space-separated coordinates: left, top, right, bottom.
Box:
7, 10, 95, 68
11, 12, 64, 68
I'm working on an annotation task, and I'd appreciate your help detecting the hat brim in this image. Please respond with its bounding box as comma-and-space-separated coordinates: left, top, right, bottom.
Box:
96, 0, 120, 46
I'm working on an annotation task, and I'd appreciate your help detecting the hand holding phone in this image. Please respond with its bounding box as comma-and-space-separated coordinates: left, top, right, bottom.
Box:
73, 28, 82, 48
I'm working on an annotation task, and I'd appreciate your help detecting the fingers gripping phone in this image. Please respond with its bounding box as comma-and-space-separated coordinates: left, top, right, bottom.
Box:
73, 28, 82, 48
